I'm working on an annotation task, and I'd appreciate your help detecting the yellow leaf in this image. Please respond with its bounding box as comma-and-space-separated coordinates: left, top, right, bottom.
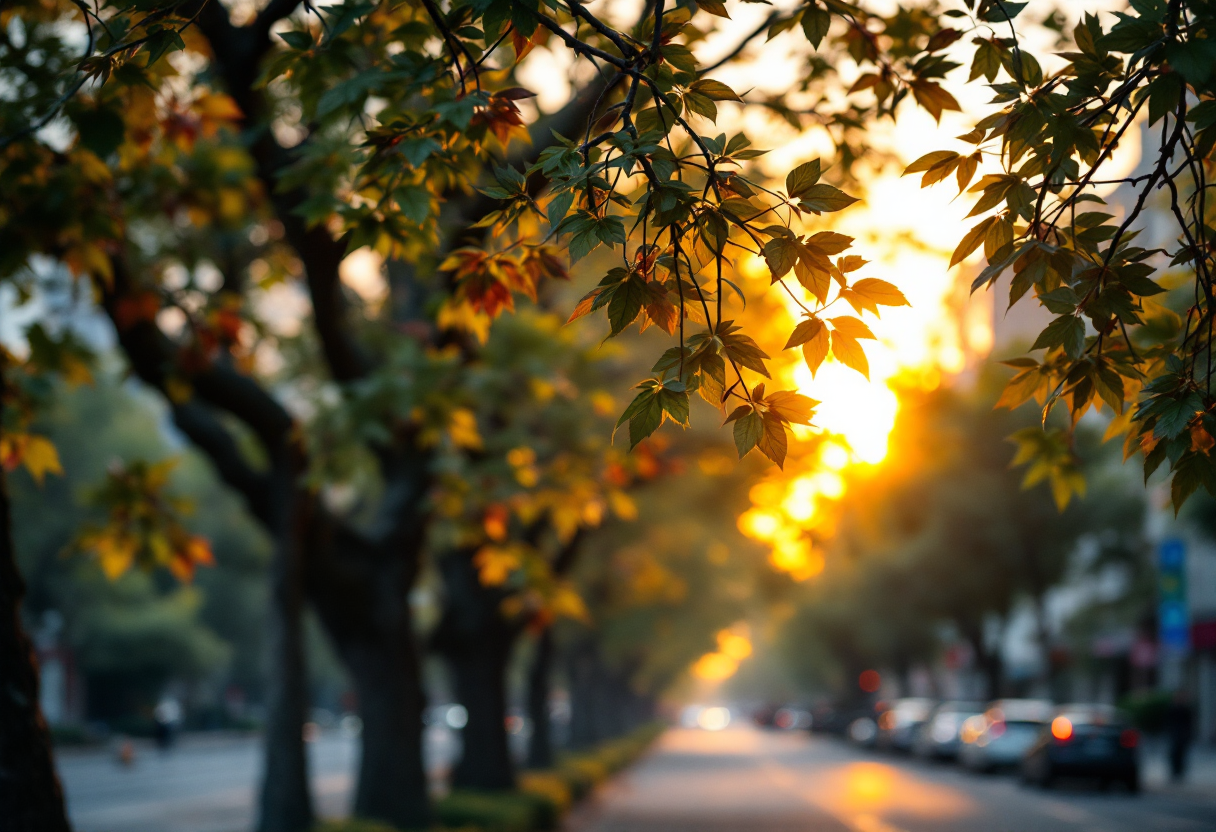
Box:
447, 408, 483, 449
608, 490, 638, 521
196, 92, 244, 122
473, 545, 521, 586
21, 436, 63, 485
550, 584, 589, 622
437, 299, 491, 344
93, 533, 137, 580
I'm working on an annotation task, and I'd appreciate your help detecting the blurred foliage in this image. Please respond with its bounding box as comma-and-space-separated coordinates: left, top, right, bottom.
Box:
6, 370, 353, 720
769, 374, 1147, 697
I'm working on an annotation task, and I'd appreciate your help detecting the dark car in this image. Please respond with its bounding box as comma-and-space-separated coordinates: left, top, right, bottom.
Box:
1021, 704, 1140, 792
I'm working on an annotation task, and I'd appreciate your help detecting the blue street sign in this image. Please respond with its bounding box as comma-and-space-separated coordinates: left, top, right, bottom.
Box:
1158, 538, 1190, 655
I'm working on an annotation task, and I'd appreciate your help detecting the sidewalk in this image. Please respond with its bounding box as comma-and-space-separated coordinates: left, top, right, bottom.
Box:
1141, 739, 1216, 798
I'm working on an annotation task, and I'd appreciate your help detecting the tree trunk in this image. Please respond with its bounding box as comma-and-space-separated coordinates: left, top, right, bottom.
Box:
961, 622, 1003, 701
433, 550, 518, 791
567, 633, 613, 749
0, 461, 72, 832
525, 627, 554, 770
257, 453, 313, 832
341, 626, 428, 827
305, 507, 431, 829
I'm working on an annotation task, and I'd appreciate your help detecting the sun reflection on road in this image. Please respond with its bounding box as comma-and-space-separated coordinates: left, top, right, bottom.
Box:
810, 761, 976, 829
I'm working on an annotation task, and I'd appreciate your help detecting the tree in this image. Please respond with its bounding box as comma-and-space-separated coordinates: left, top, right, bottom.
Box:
910, 0, 1216, 512
815, 379, 1146, 698
0, 349, 70, 832
8, 1, 1181, 829
424, 309, 650, 789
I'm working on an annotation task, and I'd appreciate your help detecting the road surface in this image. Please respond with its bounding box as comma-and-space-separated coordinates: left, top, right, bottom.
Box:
571, 726, 1216, 832
58, 727, 457, 832
59, 724, 1216, 832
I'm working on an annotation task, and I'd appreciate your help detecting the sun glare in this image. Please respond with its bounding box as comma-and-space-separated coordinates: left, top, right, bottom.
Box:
735, 128, 1000, 580
691, 624, 755, 683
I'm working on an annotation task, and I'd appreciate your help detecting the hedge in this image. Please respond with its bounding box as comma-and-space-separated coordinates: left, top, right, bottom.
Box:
317, 722, 664, 832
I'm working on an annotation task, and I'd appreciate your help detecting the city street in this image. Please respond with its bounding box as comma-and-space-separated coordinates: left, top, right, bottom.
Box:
58, 724, 1216, 832
571, 726, 1216, 832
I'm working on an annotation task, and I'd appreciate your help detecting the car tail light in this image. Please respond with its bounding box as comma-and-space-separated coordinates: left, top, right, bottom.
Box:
1051, 716, 1073, 742
1120, 729, 1138, 749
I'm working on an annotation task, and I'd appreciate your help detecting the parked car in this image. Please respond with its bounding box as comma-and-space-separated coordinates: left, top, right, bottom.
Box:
959, 699, 1053, 772
876, 698, 936, 752
1021, 704, 1140, 792
913, 700, 985, 760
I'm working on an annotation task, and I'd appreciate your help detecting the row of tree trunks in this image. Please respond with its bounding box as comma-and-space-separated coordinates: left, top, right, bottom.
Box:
0, 450, 71, 832
567, 641, 653, 749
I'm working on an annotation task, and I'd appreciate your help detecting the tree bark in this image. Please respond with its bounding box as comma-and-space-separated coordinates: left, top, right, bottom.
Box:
257, 450, 314, 832
304, 484, 431, 829
0, 458, 71, 832
524, 627, 554, 770
433, 550, 518, 791
567, 633, 611, 749
961, 622, 1004, 701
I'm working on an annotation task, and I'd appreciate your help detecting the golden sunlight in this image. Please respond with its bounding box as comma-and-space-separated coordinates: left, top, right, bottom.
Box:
691, 624, 755, 683
736, 128, 999, 580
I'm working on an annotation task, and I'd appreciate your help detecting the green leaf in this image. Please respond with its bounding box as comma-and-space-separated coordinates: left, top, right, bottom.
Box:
690, 79, 742, 101
607, 275, 647, 335
801, 6, 831, 48
1031, 315, 1086, 358
1153, 393, 1204, 441
657, 384, 690, 426
695, 0, 731, 17
785, 159, 822, 198
627, 394, 664, 448
969, 39, 1002, 82
74, 107, 126, 158
763, 236, 801, 279
796, 184, 858, 213
733, 410, 764, 457
980, 1, 1026, 23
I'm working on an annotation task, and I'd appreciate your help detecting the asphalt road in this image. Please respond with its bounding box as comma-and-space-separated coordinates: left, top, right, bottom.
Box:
570, 726, 1216, 832
58, 724, 1216, 832
58, 728, 457, 832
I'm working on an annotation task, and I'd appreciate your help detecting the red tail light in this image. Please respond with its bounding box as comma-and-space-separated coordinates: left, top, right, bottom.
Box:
1119, 729, 1138, 749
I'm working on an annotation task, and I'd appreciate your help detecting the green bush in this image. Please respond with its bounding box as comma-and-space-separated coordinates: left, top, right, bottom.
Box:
435, 790, 552, 832
316, 723, 664, 832
315, 820, 402, 832
1118, 690, 1173, 733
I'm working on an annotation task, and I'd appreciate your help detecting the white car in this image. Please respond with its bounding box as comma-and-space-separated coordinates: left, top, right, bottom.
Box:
959, 699, 1053, 772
